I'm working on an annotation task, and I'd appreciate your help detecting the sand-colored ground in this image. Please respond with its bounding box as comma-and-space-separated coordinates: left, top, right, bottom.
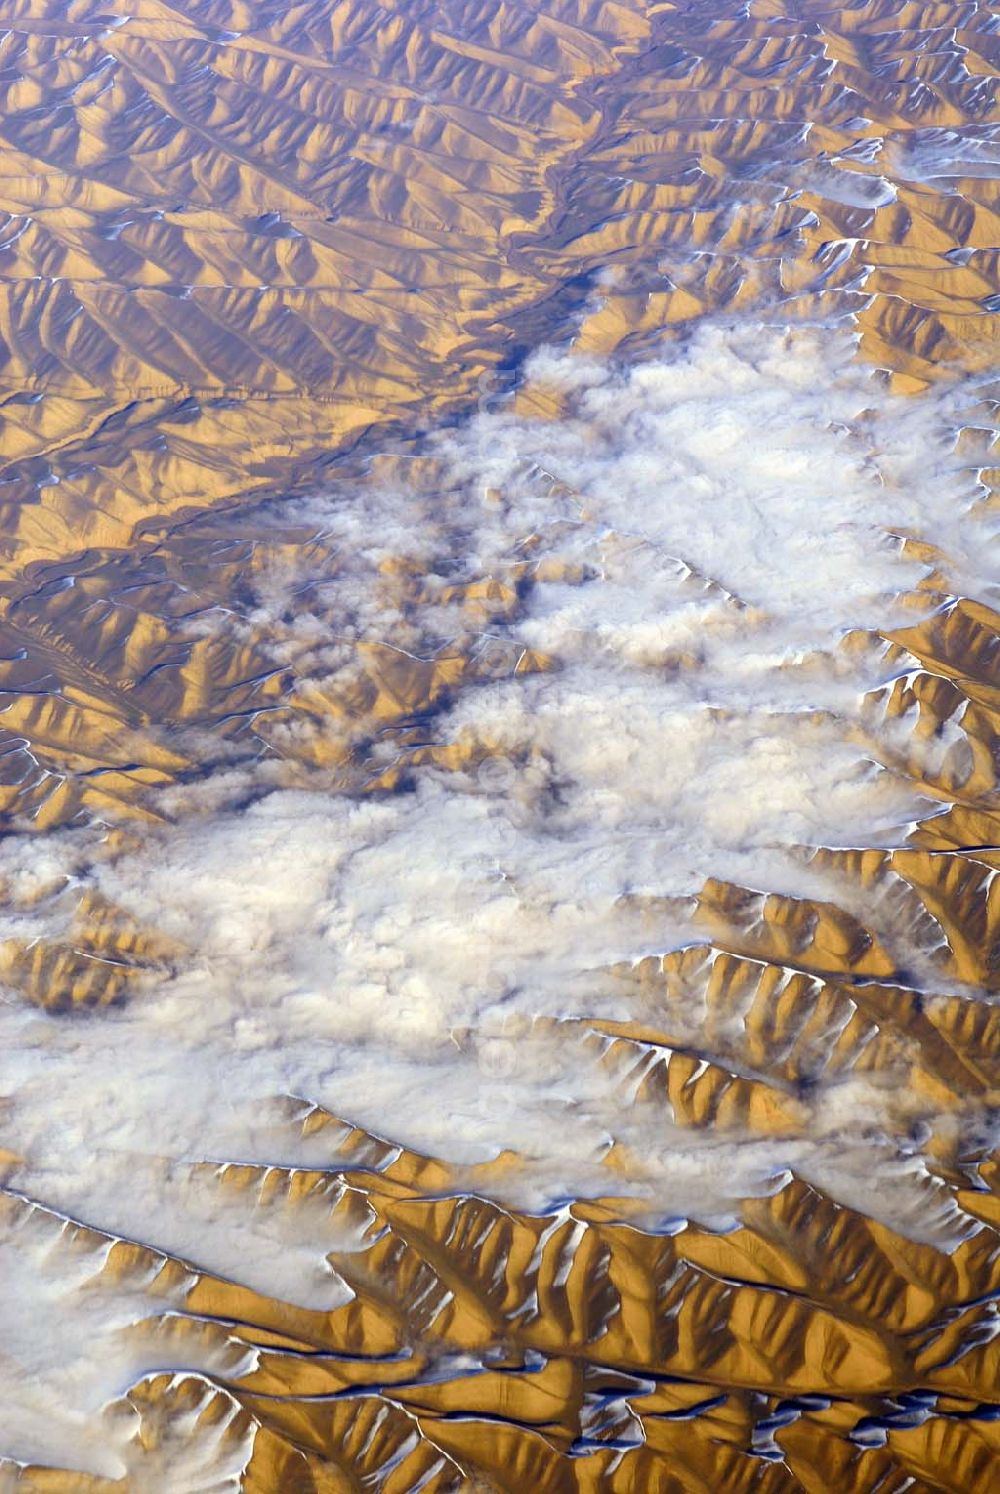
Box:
1, 0, 1000, 1489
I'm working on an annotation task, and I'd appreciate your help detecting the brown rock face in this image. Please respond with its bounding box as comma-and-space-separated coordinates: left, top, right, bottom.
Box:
2, 1, 1000, 1489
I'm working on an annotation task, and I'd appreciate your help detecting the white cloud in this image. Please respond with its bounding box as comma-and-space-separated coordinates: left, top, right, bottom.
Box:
0, 319, 996, 1472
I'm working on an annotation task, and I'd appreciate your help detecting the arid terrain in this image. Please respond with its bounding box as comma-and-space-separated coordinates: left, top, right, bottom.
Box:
1, 1, 1000, 1490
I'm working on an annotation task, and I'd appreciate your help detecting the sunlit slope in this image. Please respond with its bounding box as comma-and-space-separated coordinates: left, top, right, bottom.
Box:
9, 1103, 1000, 1492
3, 1, 1000, 1490
0, 0, 647, 571
0, 0, 996, 576
5, 381, 1000, 1488
0, 0, 997, 816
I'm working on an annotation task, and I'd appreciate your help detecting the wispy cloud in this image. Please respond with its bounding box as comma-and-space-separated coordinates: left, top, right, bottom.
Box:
0, 319, 995, 1471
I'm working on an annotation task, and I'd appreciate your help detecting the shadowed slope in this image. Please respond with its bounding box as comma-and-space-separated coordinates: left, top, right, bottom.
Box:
1, 2, 1000, 1490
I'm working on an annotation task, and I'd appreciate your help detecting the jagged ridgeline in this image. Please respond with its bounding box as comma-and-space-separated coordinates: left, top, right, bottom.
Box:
0, 1, 1000, 1490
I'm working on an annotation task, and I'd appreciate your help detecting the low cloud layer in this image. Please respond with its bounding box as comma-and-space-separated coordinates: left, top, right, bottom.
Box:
0, 320, 996, 1474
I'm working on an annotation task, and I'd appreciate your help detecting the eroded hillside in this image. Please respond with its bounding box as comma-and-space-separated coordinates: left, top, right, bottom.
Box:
1, 2, 1000, 1490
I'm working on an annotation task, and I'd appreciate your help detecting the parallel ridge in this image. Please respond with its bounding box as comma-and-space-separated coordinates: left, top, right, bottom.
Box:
0, 0, 1000, 1488
8, 1063, 1000, 1491
0, 0, 996, 572
4, 495, 1000, 1487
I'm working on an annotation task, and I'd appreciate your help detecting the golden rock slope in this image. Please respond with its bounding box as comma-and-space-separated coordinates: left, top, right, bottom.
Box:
1, 0, 1000, 1490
